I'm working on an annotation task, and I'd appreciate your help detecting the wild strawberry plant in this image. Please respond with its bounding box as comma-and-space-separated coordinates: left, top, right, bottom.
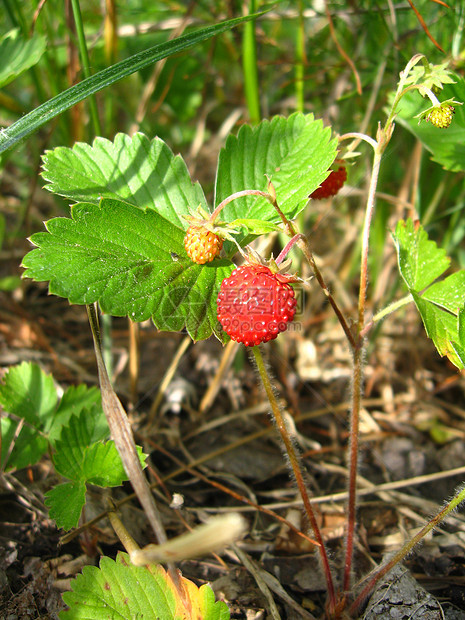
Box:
6, 45, 465, 617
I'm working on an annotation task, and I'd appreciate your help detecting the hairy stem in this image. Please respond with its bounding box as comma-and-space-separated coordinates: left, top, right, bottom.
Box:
343, 142, 384, 594
275, 233, 305, 265
263, 187, 356, 350
296, 236, 356, 350
252, 346, 337, 613
342, 126, 390, 595
349, 484, 465, 616
361, 294, 414, 337
357, 149, 382, 331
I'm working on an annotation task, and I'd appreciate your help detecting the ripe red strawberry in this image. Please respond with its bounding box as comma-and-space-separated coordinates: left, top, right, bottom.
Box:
310, 166, 347, 200
426, 104, 455, 128
217, 264, 297, 346
184, 225, 223, 264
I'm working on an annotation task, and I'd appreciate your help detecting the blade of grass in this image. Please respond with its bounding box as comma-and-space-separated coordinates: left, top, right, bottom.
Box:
0, 13, 262, 154
295, 0, 305, 113
70, 0, 102, 136
242, 1, 261, 124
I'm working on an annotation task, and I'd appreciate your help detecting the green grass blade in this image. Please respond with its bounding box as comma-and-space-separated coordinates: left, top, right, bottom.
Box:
0, 14, 257, 154
242, 1, 261, 124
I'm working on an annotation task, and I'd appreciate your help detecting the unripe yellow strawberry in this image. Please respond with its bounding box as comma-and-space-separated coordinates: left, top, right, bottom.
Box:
426, 104, 455, 128
184, 225, 223, 264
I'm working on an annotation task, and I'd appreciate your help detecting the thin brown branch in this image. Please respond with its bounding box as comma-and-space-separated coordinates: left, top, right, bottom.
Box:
324, 0, 362, 95
406, 0, 445, 52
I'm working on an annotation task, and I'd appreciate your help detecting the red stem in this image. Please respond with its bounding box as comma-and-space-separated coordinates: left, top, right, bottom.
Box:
343, 147, 383, 593
275, 233, 305, 264
252, 346, 337, 613
210, 189, 272, 223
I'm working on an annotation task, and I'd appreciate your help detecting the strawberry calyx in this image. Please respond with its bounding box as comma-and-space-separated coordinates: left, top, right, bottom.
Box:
241, 247, 299, 284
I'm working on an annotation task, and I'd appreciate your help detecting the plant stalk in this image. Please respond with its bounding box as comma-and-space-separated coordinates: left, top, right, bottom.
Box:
366, 294, 414, 331
252, 346, 337, 613
210, 189, 272, 223
296, 236, 356, 350
86, 304, 168, 547
261, 185, 356, 350
349, 483, 465, 616
108, 511, 140, 555
343, 134, 387, 594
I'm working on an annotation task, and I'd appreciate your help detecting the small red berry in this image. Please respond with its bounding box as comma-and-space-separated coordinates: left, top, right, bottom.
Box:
217, 264, 297, 346
310, 166, 347, 200
184, 225, 223, 264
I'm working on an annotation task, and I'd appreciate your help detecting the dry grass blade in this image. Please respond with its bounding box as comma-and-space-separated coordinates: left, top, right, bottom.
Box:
87, 304, 167, 546
199, 339, 240, 414
147, 335, 191, 425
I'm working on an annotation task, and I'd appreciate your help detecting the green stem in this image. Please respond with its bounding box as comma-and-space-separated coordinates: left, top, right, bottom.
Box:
296, 236, 356, 350
242, 0, 261, 124
383, 54, 425, 129
452, 2, 465, 58
349, 483, 465, 616
295, 0, 305, 112
357, 149, 383, 332
275, 233, 305, 265
371, 294, 414, 324
360, 293, 415, 339
70, 0, 103, 136
252, 346, 337, 613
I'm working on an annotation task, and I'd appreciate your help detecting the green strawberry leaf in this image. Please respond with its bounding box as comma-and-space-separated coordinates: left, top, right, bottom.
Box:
0, 29, 46, 88
0, 362, 107, 471
41, 133, 208, 229
421, 271, 465, 312
60, 552, 230, 619
451, 309, 465, 367
0, 361, 57, 425
0, 419, 48, 471
45, 481, 86, 532
48, 385, 103, 443
22, 198, 234, 342
53, 410, 146, 486
393, 218, 450, 291
395, 73, 465, 172
214, 113, 337, 237
47, 410, 146, 529
0, 362, 57, 470
393, 219, 465, 369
